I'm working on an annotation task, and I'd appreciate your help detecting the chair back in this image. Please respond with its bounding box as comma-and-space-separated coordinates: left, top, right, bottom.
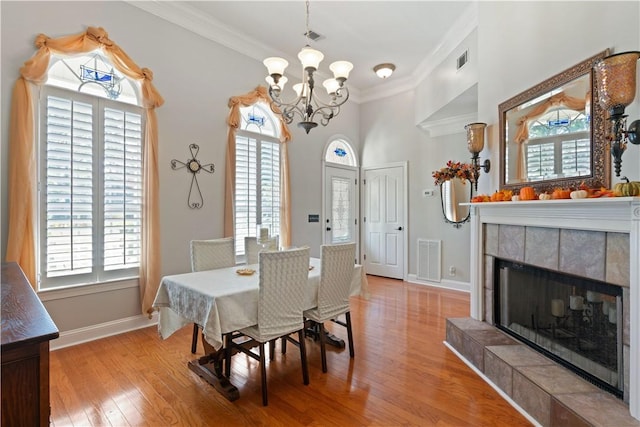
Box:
317, 243, 357, 319
190, 237, 235, 272
256, 247, 310, 338
245, 237, 261, 264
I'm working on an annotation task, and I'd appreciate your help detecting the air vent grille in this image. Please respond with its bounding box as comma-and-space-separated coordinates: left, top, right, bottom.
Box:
457, 50, 468, 70
304, 30, 324, 42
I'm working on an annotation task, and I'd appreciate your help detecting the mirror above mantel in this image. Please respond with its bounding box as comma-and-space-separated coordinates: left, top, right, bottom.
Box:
499, 50, 611, 194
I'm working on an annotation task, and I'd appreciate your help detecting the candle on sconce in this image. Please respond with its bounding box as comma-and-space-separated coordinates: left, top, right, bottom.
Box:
551, 299, 565, 317
569, 295, 584, 310
609, 307, 617, 324
586, 291, 602, 303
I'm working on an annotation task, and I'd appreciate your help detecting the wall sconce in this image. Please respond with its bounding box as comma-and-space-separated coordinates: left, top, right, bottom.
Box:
465, 122, 490, 190
594, 51, 640, 177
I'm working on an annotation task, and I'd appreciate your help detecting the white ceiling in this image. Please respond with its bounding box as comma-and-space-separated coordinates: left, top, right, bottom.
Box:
128, 1, 474, 103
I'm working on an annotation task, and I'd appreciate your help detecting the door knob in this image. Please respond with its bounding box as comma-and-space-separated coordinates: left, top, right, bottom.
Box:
396, 226, 403, 231
326, 227, 332, 231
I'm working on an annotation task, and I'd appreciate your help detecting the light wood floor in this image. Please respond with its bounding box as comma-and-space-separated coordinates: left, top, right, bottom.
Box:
50, 275, 532, 426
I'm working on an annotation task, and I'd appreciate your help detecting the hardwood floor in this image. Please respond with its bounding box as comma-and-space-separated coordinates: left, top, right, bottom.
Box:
50, 276, 532, 426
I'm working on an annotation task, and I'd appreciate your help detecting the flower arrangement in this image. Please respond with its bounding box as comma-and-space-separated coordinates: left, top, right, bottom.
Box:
432, 160, 476, 185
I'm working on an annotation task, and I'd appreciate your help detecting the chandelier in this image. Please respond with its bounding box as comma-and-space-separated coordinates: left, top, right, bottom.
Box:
263, 0, 353, 134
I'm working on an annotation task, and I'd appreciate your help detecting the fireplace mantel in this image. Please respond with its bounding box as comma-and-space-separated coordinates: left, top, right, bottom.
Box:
467, 197, 640, 421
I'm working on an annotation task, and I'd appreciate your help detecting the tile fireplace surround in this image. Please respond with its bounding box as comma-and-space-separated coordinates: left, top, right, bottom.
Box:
446, 197, 640, 426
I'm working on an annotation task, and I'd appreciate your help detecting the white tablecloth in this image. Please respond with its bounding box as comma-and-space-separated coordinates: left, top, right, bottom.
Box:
153, 258, 369, 350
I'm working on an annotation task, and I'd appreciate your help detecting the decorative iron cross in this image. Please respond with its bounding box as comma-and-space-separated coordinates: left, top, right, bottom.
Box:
171, 144, 215, 209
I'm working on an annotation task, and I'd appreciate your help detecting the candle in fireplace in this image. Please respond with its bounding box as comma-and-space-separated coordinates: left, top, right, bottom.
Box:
569, 295, 584, 310
586, 290, 602, 303
551, 299, 565, 317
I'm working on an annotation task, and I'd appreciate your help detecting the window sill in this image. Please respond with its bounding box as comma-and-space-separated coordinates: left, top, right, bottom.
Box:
38, 277, 139, 302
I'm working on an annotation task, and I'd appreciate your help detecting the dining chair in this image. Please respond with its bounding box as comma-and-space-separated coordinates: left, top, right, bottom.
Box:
303, 242, 356, 373
223, 247, 310, 406
189, 237, 235, 353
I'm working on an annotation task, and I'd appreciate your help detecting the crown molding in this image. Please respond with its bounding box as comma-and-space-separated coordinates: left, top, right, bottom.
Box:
417, 112, 476, 137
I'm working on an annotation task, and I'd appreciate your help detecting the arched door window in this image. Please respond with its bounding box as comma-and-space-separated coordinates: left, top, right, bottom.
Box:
325, 138, 357, 166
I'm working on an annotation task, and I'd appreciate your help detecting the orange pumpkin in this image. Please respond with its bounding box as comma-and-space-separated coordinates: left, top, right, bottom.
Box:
551, 188, 571, 199
490, 191, 505, 202
519, 186, 536, 201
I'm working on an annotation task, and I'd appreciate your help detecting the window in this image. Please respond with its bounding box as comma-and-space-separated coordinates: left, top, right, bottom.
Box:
38, 52, 143, 289
325, 138, 357, 166
235, 103, 281, 256
526, 108, 590, 181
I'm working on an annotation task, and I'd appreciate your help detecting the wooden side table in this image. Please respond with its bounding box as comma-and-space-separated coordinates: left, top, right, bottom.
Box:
1, 262, 59, 426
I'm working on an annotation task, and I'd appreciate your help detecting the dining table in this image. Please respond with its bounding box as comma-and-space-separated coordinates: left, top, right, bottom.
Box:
153, 257, 369, 401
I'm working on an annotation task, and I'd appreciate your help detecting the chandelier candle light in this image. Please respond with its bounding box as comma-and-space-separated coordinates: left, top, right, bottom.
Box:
263, 0, 353, 134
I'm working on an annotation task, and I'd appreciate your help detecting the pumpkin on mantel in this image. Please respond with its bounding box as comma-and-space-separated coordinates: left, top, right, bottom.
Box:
551, 188, 571, 199
519, 186, 536, 201
613, 177, 640, 197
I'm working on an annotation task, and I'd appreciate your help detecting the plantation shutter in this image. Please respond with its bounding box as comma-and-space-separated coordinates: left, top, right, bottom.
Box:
527, 142, 555, 180
235, 134, 258, 256
103, 108, 143, 270
41, 88, 144, 288
44, 95, 94, 277
260, 141, 280, 238
561, 138, 591, 177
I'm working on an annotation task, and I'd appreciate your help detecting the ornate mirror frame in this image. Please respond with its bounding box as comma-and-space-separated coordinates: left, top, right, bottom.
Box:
440, 177, 471, 228
499, 50, 611, 194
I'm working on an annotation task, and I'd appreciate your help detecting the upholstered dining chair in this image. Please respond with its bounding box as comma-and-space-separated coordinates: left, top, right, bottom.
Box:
223, 247, 310, 406
189, 237, 235, 353
303, 242, 356, 373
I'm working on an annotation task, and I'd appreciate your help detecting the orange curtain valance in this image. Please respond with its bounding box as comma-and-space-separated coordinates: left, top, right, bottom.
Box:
23, 27, 164, 108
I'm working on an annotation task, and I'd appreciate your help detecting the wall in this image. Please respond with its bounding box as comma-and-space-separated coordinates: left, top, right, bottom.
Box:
0, 1, 359, 334
478, 1, 640, 194
360, 0, 639, 285
360, 91, 472, 283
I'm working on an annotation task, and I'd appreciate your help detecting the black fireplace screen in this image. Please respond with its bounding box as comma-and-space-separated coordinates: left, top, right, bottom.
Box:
495, 259, 623, 397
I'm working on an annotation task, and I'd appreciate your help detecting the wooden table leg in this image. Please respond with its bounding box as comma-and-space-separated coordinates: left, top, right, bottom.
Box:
305, 322, 345, 348
187, 335, 239, 401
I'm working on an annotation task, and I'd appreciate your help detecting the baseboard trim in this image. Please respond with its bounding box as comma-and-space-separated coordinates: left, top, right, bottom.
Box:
51, 313, 158, 351
443, 341, 542, 427
406, 274, 470, 292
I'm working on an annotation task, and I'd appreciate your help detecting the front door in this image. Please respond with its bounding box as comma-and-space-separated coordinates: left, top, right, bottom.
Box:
324, 164, 359, 257
363, 164, 405, 279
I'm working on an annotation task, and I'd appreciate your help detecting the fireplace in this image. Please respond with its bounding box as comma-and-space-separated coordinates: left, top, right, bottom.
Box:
495, 258, 623, 397
463, 197, 640, 423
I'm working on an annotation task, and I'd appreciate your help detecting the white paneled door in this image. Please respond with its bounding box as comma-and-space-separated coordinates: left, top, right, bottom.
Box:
363, 165, 405, 279
324, 165, 359, 258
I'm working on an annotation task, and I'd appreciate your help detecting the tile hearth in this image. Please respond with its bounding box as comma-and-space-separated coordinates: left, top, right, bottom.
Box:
446, 317, 640, 427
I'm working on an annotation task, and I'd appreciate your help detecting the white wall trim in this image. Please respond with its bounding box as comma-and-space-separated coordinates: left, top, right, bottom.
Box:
50, 313, 158, 351
417, 112, 476, 137
407, 274, 470, 293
